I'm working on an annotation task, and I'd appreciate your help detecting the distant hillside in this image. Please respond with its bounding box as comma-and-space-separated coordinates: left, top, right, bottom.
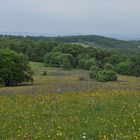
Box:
0, 34, 140, 52
128, 40, 140, 48
46, 35, 138, 49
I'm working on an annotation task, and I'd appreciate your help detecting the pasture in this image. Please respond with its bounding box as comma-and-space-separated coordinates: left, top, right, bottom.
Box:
0, 62, 140, 139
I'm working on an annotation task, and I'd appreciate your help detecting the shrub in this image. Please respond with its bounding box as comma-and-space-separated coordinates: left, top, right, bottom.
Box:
0, 49, 33, 86
89, 66, 102, 80
41, 71, 47, 76
97, 70, 118, 82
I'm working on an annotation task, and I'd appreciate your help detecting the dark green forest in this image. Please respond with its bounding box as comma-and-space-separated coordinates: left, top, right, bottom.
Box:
0, 35, 140, 77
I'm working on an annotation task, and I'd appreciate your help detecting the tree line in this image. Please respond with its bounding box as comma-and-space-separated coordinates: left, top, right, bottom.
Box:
0, 35, 140, 85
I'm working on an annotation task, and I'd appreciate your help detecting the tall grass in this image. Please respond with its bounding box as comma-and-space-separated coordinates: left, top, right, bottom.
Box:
0, 62, 140, 139
0, 90, 140, 139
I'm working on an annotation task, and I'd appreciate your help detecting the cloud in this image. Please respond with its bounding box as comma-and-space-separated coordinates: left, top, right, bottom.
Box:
0, 0, 140, 36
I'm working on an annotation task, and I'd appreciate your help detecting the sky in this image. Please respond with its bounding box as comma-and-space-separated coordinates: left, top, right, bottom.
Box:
0, 0, 140, 39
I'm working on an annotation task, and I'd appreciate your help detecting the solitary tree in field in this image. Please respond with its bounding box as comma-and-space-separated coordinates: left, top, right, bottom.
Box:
0, 49, 34, 86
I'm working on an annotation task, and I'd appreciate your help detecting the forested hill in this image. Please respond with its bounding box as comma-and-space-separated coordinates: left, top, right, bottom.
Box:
46, 35, 140, 49
0, 34, 139, 76
0, 34, 139, 51
128, 40, 140, 48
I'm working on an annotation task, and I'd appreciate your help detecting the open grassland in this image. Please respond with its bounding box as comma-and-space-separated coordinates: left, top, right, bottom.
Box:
0, 62, 140, 95
1, 90, 140, 139
0, 62, 140, 139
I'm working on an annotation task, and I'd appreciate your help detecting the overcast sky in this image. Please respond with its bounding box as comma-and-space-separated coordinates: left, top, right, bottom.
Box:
0, 0, 140, 38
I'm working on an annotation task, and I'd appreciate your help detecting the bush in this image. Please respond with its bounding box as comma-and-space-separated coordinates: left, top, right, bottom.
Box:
89, 66, 102, 80
97, 70, 118, 82
41, 71, 47, 76
0, 49, 33, 86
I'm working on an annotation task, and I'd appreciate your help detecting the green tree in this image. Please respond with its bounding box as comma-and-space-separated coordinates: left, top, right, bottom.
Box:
104, 63, 114, 70
105, 55, 122, 65
44, 52, 75, 68
61, 58, 72, 71
84, 58, 97, 70
60, 53, 75, 67
78, 59, 87, 69
0, 49, 33, 86
116, 61, 135, 75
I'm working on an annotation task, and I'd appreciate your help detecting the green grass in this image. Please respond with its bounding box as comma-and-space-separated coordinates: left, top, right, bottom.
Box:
1, 90, 140, 139
0, 62, 140, 139
0, 62, 139, 95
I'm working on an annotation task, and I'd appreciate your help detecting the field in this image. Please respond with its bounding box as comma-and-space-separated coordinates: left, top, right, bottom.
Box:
0, 62, 140, 139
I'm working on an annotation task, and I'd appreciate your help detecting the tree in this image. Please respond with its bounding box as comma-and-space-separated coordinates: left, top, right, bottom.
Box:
61, 58, 72, 71
97, 70, 118, 82
84, 58, 97, 70
0, 49, 33, 86
116, 61, 135, 75
44, 52, 75, 68
104, 63, 114, 70
105, 55, 122, 65
60, 53, 75, 67
133, 67, 140, 76
44, 52, 62, 67
78, 59, 87, 69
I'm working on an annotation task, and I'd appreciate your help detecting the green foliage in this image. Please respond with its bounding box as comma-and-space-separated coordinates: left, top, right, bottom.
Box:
60, 53, 75, 67
44, 52, 75, 68
0, 49, 33, 86
44, 52, 62, 67
104, 63, 114, 70
46, 35, 137, 49
104, 55, 122, 65
116, 62, 135, 76
90, 65, 118, 82
0, 35, 139, 77
89, 66, 102, 80
61, 58, 72, 71
130, 54, 140, 76
78, 59, 87, 69
84, 58, 97, 70
52, 44, 84, 57
97, 70, 118, 82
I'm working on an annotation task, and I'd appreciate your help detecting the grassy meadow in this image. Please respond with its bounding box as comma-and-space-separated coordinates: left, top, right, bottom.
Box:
0, 62, 140, 139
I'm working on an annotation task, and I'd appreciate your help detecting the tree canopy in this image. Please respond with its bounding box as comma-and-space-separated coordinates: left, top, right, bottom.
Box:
0, 35, 139, 77
0, 49, 33, 86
